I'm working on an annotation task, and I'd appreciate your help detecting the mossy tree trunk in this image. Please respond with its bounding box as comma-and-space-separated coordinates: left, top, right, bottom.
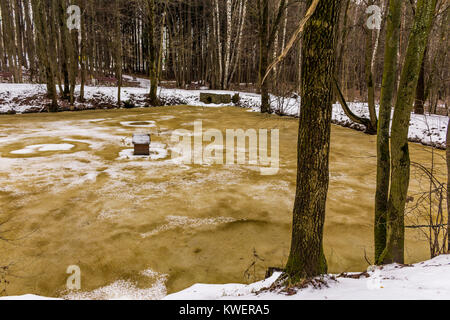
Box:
285, 0, 340, 281
374, 0, 402, 265
380, 0, 437, 264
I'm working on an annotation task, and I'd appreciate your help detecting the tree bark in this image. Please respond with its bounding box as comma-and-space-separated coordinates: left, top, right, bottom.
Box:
79, 0, 87, 102
0, 0, 19, 82
147, 0, 158, 105
285, 0, 340, 281
375, 0, 402, 265
414, 47, 427, 114
447, 118, 450, 252
229, 0, 247, 85
13, 0, 24, 82
157, 6, 167, 86
115, 0, 123, 107
258, 0, 286, 114
214, 0, 223, 89
31, 0, 58, 112
333, 77, 377, 135
380, 0, 437, 265
446, 120, 450, 253
23, 0, 37, 82
58, 0, 72, 99
223, 0, 232, 89
365, 27, 377, 131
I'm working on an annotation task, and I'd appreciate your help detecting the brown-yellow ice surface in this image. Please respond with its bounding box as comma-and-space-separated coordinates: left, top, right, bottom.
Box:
0, 107, 444, 298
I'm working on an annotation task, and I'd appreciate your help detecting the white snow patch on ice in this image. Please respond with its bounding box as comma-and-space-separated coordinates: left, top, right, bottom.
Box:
63, 269, 168, 300
0, 294, 61, 300
120, 121, 156, 128
141, 215, 239, 238
10, 143, 75, 155
118, 144, 169, 161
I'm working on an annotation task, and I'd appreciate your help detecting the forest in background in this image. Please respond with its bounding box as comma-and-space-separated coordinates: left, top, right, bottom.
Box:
0, 0, 448, 113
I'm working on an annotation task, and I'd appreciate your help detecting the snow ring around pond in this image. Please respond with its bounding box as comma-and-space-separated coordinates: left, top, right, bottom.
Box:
118, 144, 169, 161
120, 121, 156, 128
10, 143, 75, 155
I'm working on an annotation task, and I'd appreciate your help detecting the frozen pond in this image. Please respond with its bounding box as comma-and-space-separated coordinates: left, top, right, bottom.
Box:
0, 106, 445, 299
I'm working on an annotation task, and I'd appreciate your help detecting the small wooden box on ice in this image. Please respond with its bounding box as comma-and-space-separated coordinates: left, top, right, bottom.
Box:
133, 133, 151, 156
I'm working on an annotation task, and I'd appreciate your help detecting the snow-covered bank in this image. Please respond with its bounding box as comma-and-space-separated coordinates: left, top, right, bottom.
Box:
1, 255, 449, 300
165, 255, 450, 300
0, 83, 448, 149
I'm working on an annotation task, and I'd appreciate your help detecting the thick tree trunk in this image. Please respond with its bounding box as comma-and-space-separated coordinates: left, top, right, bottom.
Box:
380, 0, 437, 265
285, 0, 340, 281
375, 0, 402, 265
